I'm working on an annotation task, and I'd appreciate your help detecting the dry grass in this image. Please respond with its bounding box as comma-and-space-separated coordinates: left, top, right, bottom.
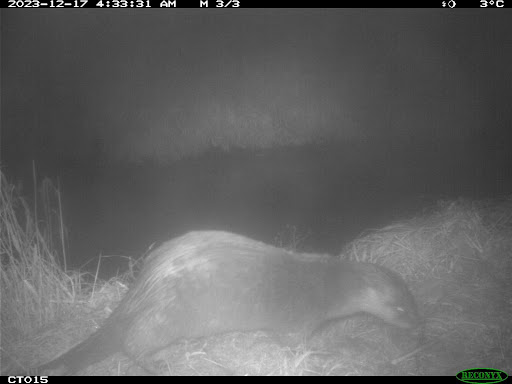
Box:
2, 167, 511, 375
342, 197, 512, 375
0, 168, 110, 374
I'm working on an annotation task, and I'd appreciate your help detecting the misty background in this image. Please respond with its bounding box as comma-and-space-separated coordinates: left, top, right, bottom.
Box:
2, 10, 511, 276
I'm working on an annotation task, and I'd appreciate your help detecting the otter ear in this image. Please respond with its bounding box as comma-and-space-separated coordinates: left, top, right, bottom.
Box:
366, 287, 382, 302
360, 287, 383, 311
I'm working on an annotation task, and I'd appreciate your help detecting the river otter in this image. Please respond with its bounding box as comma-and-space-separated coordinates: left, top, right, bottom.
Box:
37, 230, 418, 375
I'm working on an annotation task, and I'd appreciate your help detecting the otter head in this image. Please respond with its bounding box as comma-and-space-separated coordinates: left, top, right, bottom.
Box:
357, 264, 420, 329
360, 285, 419, 329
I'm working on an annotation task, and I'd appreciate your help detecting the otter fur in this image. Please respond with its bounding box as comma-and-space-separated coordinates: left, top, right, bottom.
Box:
36, 230, 418, 375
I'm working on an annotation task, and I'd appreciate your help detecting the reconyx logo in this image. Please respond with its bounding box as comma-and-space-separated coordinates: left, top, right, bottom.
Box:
456, 368, 508, 384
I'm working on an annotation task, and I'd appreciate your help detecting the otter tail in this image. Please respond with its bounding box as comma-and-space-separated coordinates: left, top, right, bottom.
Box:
36, 318, 127, 376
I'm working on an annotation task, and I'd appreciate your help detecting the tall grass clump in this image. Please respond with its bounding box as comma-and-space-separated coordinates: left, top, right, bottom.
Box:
0, 168, 77, 342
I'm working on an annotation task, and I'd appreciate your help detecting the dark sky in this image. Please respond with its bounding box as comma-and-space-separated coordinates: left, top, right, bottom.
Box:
3, 10, 511, 169
2, 10, 512, 272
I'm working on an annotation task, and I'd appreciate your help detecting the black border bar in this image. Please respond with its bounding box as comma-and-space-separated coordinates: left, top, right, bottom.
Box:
2, 0, 509, 8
